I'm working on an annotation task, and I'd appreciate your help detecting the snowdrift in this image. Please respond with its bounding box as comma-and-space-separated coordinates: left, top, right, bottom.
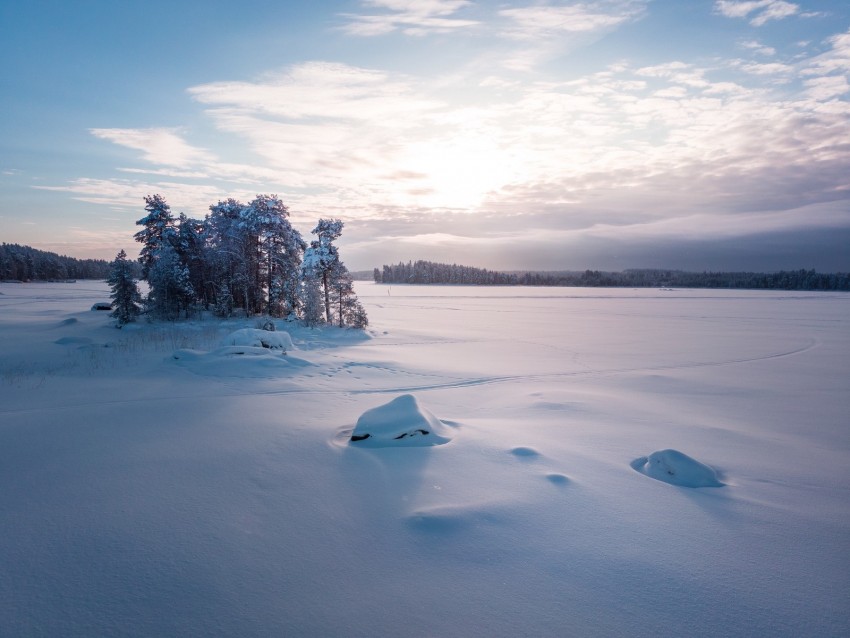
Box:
349, 394, 452, 447
631, 449, 723, 487
172, 346, 312, 377
222, 328, 294, 351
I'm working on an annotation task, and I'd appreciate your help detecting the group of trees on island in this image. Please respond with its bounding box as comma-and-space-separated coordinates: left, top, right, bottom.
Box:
374, 260, 850, 291
0, 243, 112, 281
108, 194, 367, 328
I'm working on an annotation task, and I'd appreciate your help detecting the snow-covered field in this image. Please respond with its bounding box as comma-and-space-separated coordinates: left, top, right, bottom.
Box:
1, 281, 848, 637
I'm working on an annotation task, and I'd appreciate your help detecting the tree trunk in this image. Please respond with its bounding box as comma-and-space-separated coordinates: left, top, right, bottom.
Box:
323, 270, 331, 323
339, 288, 343, 327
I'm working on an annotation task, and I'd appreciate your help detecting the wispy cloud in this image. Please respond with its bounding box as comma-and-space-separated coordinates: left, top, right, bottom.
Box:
741, 40, 776, 56
498, 1, 644, 39
493, 0, 648, 69
714, 1, 803, 26
88, 128, 214, 167
35, 178, 248, 216
339, 1, 648, 70
733, 60, 794, 76
339, 0, 477, 37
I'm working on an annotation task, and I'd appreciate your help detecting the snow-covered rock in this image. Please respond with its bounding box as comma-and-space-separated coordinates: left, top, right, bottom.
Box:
631, 449, 723, 487
349, 394, 451, 447
222, 328, 294, 351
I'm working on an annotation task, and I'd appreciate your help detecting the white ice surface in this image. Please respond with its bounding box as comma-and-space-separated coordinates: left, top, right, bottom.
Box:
1, 281, 849, 637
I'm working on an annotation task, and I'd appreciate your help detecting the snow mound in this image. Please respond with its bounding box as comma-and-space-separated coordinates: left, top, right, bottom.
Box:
58, 317, 78, 326
631, 449, 723, 488
349, 394, 451, 447
545, 473, 570, 485
91, 302, 112, 311
172, 346, 312, 377
222, 328, 294, 351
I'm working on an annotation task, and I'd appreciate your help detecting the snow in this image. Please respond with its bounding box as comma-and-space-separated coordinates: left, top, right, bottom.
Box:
1, 281, 849, 637
221, 327, 294, 351
631, 449, 724, 487
348, 393, 452, 447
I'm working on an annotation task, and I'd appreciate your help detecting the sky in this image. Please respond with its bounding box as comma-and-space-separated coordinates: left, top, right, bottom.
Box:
1, 0, 849, 272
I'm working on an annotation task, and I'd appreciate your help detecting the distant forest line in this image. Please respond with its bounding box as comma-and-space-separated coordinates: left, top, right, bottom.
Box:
0, 243, 116, 281
371, 260, 850, 291
4, 245, 848, 292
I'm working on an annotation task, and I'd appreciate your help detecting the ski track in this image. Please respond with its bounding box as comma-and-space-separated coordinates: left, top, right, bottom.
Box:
0, 338, 818, 417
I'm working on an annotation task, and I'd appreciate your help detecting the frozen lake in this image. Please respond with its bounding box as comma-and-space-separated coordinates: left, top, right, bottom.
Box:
1, 281, 848, 636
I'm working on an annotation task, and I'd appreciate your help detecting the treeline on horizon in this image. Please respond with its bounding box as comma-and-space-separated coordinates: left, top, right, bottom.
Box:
0, 243, 115, 281
373, 260, 850, 291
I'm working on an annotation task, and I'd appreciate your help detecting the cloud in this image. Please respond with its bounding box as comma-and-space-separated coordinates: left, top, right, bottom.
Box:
341, 203, 850, 271
803, 74, 850, 100
741, 40, 776, 56
498, 1, 644, 40
496, 1, 648, 69
34, 178, 250, 218
88, 128, 214, 167
338, 1, 648, 70
339, 0, 477, 37
803, 28, 850, 76
734, 60, 794, 76
714, 1, 803, 26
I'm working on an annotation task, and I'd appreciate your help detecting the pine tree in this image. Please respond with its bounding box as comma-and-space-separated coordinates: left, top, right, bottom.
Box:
306, 218, 344, 323
300, 266, 325, 327
146, 244, 195, 320
134, 194, 175, 280
213, 280, 234, 318
107, 249, 142, 327
328, 261, 368, 328
175, 213, 208, 306
206, 198, 246, 312
246, 195, 305, 317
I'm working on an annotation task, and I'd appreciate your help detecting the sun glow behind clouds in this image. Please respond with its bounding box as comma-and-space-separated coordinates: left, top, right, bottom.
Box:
62, 33, 850, 235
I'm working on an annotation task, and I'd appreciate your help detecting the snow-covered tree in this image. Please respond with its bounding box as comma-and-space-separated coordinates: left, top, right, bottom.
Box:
134, 194, 175, 280
303, 219, 366, 328
213, 280, 234, 318
174, 213, 208, 306
107, 249, 142, 327
305, 218, 343, 323
128, 193, 365, 325
146, 244, 195, 320
300, 268, 325, 327
246, 195, 305, 317
328, 262, 368, 328
206, 198, 250, 313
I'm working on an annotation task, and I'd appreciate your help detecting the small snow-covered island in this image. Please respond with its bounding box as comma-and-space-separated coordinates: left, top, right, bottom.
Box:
0, 195, 848, 637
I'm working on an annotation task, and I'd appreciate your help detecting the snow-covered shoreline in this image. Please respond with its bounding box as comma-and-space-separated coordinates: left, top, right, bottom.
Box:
1, 281, 848, 636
